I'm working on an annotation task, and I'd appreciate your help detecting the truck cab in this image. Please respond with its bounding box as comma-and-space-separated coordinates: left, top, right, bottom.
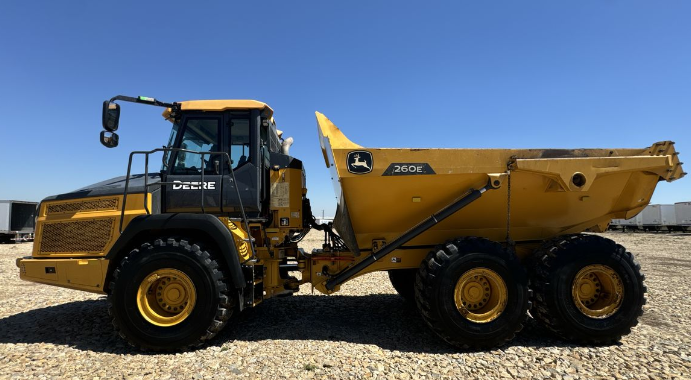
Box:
17, 96, 314, 350
160, 100, 279, 216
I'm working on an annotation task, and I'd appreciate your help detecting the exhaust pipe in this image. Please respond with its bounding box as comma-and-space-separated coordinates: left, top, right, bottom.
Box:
281, 137, 294, 155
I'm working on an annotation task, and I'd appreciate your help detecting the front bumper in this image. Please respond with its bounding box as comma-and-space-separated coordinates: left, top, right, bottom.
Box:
17, 257, 109, 294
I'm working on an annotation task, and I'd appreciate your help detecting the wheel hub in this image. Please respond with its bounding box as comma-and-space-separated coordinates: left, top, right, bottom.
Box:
137, 268, 196, 327
454, 268, 507, 323
572, 264, 623, 319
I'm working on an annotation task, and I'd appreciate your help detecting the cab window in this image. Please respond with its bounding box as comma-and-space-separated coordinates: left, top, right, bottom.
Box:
229, 114, 251, 169
173, 117, 220, 174
161, 120, 180, 171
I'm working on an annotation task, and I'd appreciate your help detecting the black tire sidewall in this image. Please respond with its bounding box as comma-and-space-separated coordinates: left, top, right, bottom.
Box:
433, 250, 528, 346
112, 247, 218, 349
550, 248, 644, 339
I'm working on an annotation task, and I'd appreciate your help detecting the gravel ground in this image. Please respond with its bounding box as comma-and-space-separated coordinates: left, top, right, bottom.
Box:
1, 231, 690, 380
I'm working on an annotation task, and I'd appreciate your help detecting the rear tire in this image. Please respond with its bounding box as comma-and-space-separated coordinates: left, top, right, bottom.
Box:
108, 237, 234, 351
388, 269, 417, 302
415, 237, 529, 349
530, 234, 646, 344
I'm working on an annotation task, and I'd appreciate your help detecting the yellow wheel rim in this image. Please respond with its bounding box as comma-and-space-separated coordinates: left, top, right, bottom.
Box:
137, 268, 197, 327
572, 264, 624, 319
454, 268, 508, 323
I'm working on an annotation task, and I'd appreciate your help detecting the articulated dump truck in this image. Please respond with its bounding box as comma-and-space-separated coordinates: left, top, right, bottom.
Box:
17, 96, 685, 351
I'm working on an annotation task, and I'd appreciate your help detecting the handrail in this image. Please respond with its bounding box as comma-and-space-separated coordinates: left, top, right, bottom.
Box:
120, 147, 257, 259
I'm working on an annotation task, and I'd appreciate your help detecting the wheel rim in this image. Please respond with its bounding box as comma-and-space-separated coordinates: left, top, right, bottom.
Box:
137, 268, 197, 327
454, 268, 508, 323
572, 264, 624, 319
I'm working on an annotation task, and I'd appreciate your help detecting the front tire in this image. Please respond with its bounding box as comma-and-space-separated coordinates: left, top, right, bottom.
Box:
108, 238, 233, 351
530, 234, 646, 344
415, 237, 529, 349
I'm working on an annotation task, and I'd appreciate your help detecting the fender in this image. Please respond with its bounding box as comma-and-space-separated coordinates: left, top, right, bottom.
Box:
106, 213, 246, 289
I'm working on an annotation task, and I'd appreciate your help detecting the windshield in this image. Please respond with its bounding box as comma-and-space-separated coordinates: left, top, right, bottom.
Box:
161, 121, 180, 171
172, 117, 220, 174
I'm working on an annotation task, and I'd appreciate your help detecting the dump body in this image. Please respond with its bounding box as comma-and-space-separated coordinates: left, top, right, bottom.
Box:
316, 113, 685, 254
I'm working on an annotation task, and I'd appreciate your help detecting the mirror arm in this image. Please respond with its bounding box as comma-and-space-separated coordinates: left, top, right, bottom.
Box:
108, 95, 178, 110
101, 95, 181, 148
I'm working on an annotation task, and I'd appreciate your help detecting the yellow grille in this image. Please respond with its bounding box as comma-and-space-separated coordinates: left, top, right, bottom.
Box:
46, 198, 119, 215
39, 218, 115, 254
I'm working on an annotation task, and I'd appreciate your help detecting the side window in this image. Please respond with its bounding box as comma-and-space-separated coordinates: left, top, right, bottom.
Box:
173, 118, 220, 175
161, 121, 180, 171
229, 116, 251, 169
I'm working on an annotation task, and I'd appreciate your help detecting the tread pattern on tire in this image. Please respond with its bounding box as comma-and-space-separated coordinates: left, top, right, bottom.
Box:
107, 237, 233, 351
530, 234, 647, 344
415, 237, 529, 349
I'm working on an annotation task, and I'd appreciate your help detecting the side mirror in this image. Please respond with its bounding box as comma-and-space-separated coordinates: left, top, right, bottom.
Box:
100, 131, 119, 148
102, 101, 120, 131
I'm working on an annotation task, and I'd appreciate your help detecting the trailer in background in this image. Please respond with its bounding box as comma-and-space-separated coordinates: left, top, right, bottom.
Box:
660, 204, 680, 232
0, 200, 38, 243
676, 202, 691, 232
609, 212, 643, 231
609, 202, 690, 232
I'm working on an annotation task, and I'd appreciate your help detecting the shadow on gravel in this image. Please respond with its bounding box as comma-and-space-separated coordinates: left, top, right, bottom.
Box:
0, 298, 131, 354
217, 294, 582, 353
0, 295, 585, 354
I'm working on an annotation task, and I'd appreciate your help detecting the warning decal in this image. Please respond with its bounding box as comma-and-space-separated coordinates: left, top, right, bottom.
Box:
271, 182, 290, 208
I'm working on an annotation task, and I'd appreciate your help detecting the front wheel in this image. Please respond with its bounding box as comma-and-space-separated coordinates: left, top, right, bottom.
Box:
415, 237, 529, 349
108, 238, 234, 351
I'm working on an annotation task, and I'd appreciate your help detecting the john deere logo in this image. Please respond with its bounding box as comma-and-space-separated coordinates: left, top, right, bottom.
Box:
347, 151, 373, 174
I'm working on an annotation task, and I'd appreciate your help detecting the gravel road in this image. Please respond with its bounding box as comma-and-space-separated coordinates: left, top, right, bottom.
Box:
1, 232, 690, 380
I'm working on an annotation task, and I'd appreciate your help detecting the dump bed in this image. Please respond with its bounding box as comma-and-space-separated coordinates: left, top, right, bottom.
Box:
316, 112, 685, 254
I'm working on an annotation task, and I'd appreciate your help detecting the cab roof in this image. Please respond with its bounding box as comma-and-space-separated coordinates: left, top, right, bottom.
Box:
162, 99, 274, 120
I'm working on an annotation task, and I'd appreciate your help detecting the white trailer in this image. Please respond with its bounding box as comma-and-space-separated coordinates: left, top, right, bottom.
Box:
616, 212, 643, 231
640, 204, 663, 231
676, 202, 691, 232
609, 202, 690, 232
0, 200, 38, 243
659, 205, 678, 231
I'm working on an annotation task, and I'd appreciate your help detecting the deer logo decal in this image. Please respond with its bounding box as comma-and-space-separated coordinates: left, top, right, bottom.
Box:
347, 151, 373, 174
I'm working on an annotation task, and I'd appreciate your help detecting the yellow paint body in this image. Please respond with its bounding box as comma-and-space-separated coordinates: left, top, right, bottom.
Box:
18, 194, 152, 293
219, 217, 252, 263
18, 256, 109, 293
316, 112, 684, 275
17, 165, 310, 298
15, 102, 686, 302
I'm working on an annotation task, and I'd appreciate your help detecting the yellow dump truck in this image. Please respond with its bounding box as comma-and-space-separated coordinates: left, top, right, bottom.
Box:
17, 95, 685, 350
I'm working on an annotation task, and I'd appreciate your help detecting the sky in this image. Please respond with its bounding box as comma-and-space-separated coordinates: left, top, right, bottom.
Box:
0, 1, 689, 217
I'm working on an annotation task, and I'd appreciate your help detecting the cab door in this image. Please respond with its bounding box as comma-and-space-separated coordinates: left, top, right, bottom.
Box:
222, 110, 262, 217
164, 113, 224, 213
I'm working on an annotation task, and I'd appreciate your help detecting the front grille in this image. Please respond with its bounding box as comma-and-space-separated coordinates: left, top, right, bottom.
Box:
46, 198, 119, 215
39, 218, 115, 254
